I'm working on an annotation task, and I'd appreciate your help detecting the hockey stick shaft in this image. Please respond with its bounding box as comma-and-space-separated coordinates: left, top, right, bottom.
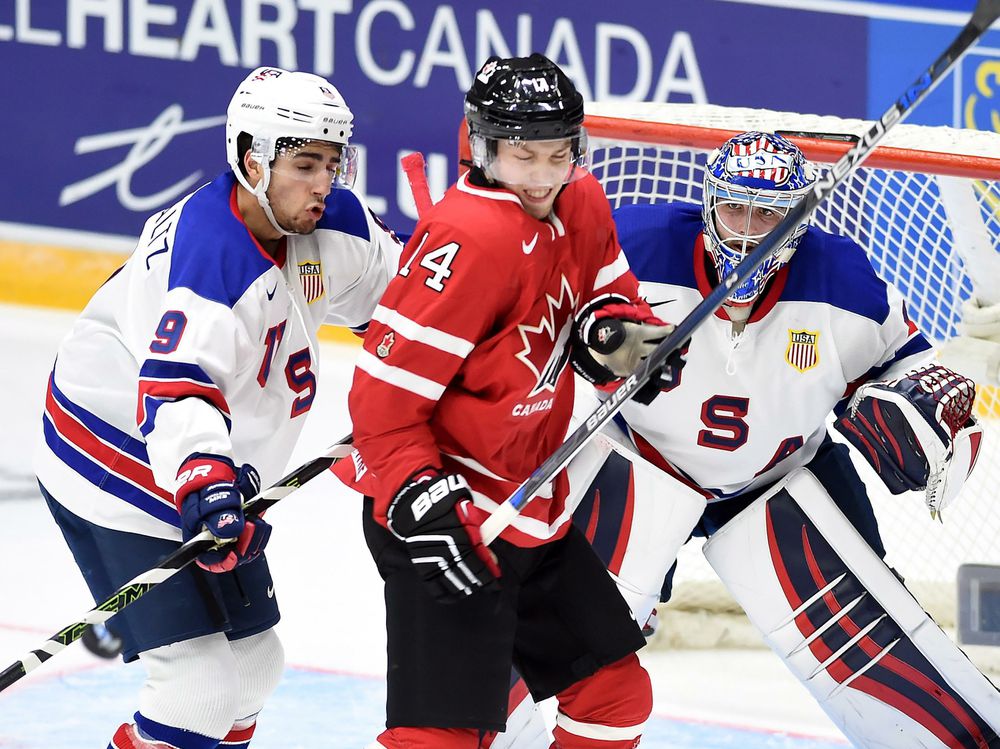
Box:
0, 435, 353, 693
481, 0, 1000, 545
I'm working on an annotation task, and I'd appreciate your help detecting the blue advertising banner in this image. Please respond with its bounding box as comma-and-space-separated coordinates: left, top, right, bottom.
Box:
2, 0, 873, 242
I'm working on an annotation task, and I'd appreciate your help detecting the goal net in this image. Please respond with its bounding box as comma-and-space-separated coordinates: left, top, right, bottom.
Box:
579, 102, 1000, 656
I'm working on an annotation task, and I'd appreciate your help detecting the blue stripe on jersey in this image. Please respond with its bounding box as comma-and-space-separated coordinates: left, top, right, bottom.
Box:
888, 333, 934, 365
167, 173, 274, 308
50, 376, 150, 463
614, 201, 903, 326
317, 188, 371, 241
138, 359, 216, 386
42, 417, 179, 527
612, 202, 702, 291
138, 396, 166, 439
135, 713, 219, 749
832, 335, 934, 417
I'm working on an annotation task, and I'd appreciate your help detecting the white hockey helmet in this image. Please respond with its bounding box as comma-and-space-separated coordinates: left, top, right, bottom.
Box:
225, 67, 358, 235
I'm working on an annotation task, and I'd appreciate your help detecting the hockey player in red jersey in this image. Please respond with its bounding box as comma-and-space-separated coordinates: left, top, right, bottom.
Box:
345, 54, 678, 749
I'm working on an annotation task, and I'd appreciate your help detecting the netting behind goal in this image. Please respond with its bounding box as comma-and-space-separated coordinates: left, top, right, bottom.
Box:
580, 103, 1000, 646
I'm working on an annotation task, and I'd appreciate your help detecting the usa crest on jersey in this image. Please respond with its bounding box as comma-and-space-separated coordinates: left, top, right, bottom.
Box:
785, 329, 819, 372
298, 261, 324, 303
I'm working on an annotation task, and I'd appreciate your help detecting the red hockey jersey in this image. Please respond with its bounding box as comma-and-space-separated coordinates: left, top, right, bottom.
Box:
347, 171, 645, 547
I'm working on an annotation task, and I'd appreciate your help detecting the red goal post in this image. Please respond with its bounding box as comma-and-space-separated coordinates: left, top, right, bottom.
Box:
459, 102, 1000, 655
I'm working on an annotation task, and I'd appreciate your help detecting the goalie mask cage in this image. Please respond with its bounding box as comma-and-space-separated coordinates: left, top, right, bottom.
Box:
461, 103, 1000, 656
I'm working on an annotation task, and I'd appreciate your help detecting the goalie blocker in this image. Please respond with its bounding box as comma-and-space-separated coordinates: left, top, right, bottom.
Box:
703, 468, 1000, 748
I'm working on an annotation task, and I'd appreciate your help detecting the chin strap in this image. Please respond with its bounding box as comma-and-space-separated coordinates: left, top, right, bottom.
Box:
252, 163, 295, 237
234, 160, 296, 238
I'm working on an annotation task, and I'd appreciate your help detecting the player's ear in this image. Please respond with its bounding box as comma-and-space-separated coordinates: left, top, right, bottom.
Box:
243, 151, 263, 187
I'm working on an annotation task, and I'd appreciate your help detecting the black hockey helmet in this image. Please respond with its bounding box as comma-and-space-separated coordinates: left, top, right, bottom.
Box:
465, 54, 589, 184
465, 53, 585, 141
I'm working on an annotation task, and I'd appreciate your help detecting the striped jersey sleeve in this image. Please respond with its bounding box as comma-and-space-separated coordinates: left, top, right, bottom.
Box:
348, 222, 505, 518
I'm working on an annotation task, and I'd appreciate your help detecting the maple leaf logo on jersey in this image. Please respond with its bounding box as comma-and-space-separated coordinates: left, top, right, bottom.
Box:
376, 331, 395, 358
515, 275, 580, 397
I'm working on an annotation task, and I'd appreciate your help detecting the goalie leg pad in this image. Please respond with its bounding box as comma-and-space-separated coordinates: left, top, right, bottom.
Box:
703, 468, 1000, 748
485, 674, 549, 749
573, 433, 707, 627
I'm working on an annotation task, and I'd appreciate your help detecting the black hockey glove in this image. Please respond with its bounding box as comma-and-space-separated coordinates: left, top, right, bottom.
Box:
387, 468, 501, 602
571, 296, 686, 405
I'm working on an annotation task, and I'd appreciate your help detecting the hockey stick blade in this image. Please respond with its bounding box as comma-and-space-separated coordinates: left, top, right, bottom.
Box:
480, 0, 998, 545
0, 435, 353, 693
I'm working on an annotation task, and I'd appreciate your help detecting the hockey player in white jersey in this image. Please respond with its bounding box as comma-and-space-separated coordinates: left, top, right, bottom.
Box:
34, 67, 402, 749
565, 131, 995, 747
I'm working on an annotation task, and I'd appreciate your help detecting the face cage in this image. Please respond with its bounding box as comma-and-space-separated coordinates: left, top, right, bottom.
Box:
703, 180, 808, 306
470, 129, 590, 188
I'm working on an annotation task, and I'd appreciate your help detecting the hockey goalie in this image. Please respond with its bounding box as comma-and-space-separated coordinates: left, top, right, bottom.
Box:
493, 131, 995, 749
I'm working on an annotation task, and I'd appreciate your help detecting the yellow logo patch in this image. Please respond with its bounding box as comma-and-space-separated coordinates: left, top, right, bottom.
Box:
298, 261, 324, 304
785, 329, 819, 372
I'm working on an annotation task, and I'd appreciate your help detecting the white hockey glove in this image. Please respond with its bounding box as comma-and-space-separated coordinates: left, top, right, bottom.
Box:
570, 295, 685, 405
937, 297, 1000, 386
835, 364, 982, 516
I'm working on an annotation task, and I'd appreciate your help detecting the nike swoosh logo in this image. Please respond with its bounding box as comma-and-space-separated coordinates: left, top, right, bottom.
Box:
267, 586, 275, 599
266, 284, 277, 301
648, 298, 675, 308
522, 233, 539, 255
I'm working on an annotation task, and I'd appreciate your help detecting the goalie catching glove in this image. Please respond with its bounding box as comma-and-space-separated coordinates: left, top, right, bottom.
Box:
174, 454, 271, 573
835, 364, 982, 515
571, 294, 686, 405
387, 468, 501, 601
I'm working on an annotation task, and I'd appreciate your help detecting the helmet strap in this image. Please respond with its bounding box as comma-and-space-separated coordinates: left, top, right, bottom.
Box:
249, 159, 295, 237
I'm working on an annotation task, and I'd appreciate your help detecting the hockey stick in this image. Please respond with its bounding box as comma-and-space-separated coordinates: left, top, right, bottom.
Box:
480, 0, 1000, 545
0, 435, 353, 693
401, 152, 434, 217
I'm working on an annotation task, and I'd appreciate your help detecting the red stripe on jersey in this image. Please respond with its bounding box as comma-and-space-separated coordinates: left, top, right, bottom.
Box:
902, 301, 918, 337
137, 378, 231, 428
692, 234, 788, 323
219, 723, 256, 744
45, 385, 172, 503
629, 428, 714, 499
229, 186, 286, 268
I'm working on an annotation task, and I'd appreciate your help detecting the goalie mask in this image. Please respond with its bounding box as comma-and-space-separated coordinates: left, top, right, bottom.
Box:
703, 132, 815, 307
464, 54, 589, 188
226, 67, 358, 236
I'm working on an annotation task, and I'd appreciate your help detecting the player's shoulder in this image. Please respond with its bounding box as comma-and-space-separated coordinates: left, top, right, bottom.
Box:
783, 225, 890, 323
614, 200, 702, 238
613, 201, 702, 287
424, 172, 533, 248
558, 171, 614, 219
168, 172, 274, 308
315, 187, 371, 242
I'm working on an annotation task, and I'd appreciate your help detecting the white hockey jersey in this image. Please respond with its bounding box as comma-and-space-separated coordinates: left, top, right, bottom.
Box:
612, 202, 932, 501
36, 172, 402, 539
